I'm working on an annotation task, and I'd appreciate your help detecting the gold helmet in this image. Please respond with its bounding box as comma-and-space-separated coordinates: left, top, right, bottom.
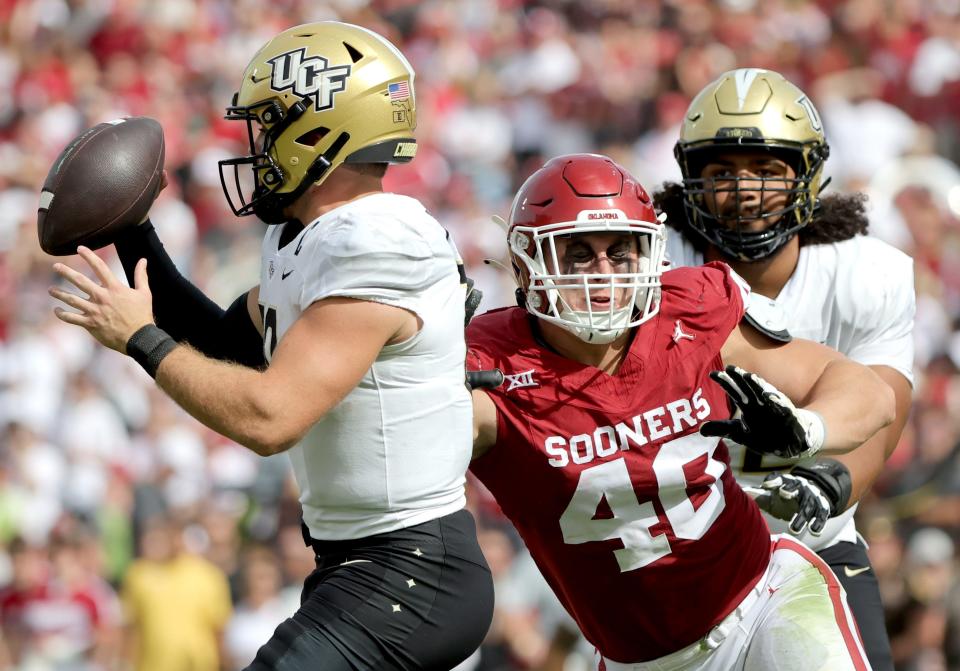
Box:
219, 22, 418, 224
673, 68, 829, 261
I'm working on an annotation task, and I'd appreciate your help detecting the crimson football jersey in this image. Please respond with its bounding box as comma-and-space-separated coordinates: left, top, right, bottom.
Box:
468, 262, 770, 663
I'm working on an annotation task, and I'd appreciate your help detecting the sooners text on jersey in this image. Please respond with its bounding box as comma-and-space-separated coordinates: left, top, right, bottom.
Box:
468, 263, 771, 663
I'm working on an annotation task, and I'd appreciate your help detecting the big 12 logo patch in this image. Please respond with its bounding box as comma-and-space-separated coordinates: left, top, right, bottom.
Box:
267, 48, 351, 111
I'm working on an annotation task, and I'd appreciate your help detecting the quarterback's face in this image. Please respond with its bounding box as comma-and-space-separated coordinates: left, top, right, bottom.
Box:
254, 126, 268, 154
699, 151, 797, 231
544, 232, 640, 312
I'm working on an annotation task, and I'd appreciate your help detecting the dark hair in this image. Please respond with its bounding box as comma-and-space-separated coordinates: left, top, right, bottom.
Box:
343, 162, 388, 178
653, 181, 869, 251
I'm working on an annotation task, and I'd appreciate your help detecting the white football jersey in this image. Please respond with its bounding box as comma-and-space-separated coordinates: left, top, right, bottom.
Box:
665, 232, 915, 550
258, 193, 472, 540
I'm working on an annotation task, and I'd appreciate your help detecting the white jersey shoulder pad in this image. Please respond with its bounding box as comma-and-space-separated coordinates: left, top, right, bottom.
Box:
829, 236, 914, 324
743, 293, 792, 342
296, 194, 453, 311
800, 235, 915, 384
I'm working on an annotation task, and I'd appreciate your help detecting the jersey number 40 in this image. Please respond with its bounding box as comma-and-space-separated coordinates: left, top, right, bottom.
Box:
559, 433, 726, 572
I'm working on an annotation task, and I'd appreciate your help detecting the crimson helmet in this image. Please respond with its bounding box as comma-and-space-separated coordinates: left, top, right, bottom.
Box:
507, 154, 666, 344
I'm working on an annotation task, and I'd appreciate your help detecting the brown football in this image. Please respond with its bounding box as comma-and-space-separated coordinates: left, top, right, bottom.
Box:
38, 117, 165, 256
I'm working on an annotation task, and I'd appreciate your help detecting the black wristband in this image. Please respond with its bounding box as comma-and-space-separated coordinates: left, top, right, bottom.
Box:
126, 324, 177, 378
790, 458, 853, 516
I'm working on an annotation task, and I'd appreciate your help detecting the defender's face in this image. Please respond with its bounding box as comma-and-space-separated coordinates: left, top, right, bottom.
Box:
699, 151, 797, 232
543, 232, 640, 312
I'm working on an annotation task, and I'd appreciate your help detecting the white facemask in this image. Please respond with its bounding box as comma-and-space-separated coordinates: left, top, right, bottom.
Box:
512, 215, 666, 344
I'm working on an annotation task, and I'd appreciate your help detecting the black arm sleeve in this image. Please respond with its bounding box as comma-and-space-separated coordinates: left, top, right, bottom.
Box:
114, 220, 266, 368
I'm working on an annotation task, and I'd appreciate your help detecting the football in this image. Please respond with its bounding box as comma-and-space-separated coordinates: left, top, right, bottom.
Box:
37, 116, 165, 256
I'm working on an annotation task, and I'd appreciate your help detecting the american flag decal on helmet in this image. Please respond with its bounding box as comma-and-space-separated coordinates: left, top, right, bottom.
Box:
388, 81, 410, 101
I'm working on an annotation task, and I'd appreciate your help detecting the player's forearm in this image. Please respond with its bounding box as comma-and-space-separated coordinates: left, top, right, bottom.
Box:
115, 221, 220, 337
154, 345, 300, 455
803, 359, 895, 454
471, 388, 498, 459
115, 222, 265, 367
829, 367, 912, 509
828, 431, 886, 511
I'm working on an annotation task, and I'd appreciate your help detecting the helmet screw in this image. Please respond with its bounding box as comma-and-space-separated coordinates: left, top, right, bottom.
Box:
290, 157, 299, 165
511, 231, 530, 252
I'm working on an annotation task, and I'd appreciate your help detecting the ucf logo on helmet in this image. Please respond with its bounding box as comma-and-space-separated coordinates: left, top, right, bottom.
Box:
267, 48, 351, 111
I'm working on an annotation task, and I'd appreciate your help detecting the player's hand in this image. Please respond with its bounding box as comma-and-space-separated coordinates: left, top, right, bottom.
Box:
50, 246, 154, 353
743, 459, 852, 536
466, 369, 504, 390
465, 277, 482, 327
700, 366, 825, 459
745, 472, 832, 536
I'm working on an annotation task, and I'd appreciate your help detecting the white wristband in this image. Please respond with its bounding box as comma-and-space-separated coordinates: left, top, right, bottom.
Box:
794, 408, 826, 458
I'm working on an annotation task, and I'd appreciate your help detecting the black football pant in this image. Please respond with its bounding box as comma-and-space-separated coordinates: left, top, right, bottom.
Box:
244, 509, 494, 670
818, 538, 893, 671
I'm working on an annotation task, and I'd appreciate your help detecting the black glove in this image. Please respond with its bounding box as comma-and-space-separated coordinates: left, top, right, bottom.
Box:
465, 277, 483, 327
466, 369, 504, 390
700, 366, 825, 460
746, 459, 853, 536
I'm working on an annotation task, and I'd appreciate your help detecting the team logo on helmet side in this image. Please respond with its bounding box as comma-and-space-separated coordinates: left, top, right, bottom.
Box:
266, 48, 351, 111
794, 95, 822, 131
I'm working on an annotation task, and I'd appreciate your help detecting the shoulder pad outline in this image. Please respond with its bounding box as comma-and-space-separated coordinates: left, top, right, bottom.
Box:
742, 293, 792, 342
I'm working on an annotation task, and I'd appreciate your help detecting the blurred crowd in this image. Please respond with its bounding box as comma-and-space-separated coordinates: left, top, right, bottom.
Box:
1, 0, 960, 669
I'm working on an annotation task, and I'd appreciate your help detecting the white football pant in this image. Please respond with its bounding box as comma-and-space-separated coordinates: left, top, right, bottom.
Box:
595, 535, 871, 671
